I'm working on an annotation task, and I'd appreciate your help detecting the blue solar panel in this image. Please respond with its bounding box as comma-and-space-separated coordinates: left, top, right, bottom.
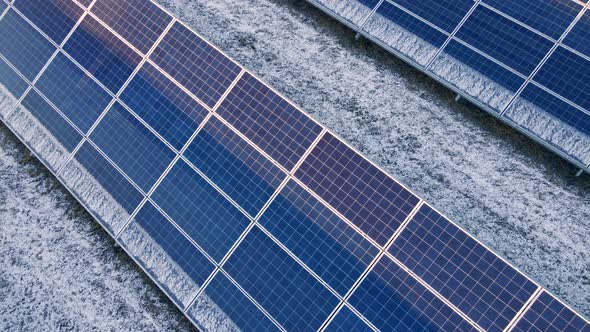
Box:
325, 305, 374, 332
363, 0, 448, 66
0, 10, 55, 81
564, 11, 590, 58
259, 180, 379, 296
36, 52, 112, 133
430, 40, 525, 111
456, 6, 554, 76
60, 141, 144, 235
296, 132, 420, 246
0, 58, 28, 113
120, 62, 208, 151
390, 0, 474, 33
13, 0, 83, 45
350, 255, 478, 332
389, 204, 538, 331
151, 159, 251, 263
76, 0, 93, 8
187, 272, 280, 331
64, 15, 142, 94
224, 226, 340, 331
91, 0, 172, 54
119, 201, 215, 308
512, 291, 590, 332
534, 46, 590, 111
89, 102, 176, 192
482, 0, 582, 40
310, 0, 380, 26
216, 72, 323, 171
184, 116, 287, 217
150, 22, 242, 108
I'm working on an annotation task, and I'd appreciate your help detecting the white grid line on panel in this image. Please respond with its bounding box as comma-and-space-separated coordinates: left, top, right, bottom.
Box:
0, 2, 10, 21
357, 0, 386, 30
500, 5, 587, 116
382, 0, 451, 37
541, 288, 590, 326
504, 287, 544, 332
425, 1, 481, 69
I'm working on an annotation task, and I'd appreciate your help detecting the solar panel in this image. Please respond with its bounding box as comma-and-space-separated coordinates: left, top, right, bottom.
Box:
0, 1, 589, 331
307, 0, 590, 173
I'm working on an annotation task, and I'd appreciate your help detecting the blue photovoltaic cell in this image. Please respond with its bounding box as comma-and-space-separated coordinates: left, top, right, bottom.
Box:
259, 180, 379, 296
312, 0, 380, 26
534, 46, 590, 110
150, 22, 241, 108
350, 255, 478, 332
296, 132, 420, 246
76, 0, 93, 8
456, 6, 554, 75
512, 291, 590, 332
507, 83, 590, 138
188, 273, 279, 332
120, 62, 208, 150
564, 11, 590, 58
90, 102, 175, 192
91, 0, 171, 54
0, 58, 28, 101
64, 15, 142, 94
390, 0, 474, 32
389, 204, 537, 331
14, 0, 83, 45
184, 116, 286, 217
225, 226, 339, 331
0, 10, 55, 81
152, 159, 251, 263
325, 305, 374, 332
65, 141, 144, 228
19, 90, 82, 154
128, 201, 215, 294
216, 72, 323, 170
482, 0, 581, 40
35, 52, 112, 133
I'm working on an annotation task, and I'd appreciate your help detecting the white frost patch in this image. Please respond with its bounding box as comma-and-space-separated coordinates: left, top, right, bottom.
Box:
430, 53, 515, 110
60, 158, 133, 235
5, 105, 71, 172
505, 99, 590, 166
187, 292, 241, 332
118, 221, 200, 309
0, 84, 20, 120
312, 0, 374, 26
364, 13, 439, 66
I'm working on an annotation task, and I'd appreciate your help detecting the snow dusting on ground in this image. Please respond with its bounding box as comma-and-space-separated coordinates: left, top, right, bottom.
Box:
1, 0, 589, 330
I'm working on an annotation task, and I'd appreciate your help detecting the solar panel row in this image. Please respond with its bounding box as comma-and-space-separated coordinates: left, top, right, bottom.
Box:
0, 0, 589, 331
308, 0, 590, 173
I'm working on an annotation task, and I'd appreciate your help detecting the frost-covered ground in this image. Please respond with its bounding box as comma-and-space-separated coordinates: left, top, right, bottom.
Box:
1, 0, 589, 330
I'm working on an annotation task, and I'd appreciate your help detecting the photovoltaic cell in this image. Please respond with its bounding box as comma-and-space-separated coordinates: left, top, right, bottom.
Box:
61, 141, 144, 235
325, 305, 374, 332
482, 0, 582, 40
152, 159, 251, 263
0, 10, 55, 81
76, 0, 93, 8
310, 0, 380, 27
390, 0, 474, 33
13, 0, 83, 45
91, 0, 172, 54
456, 6, 554, 75
89, 102, 176, 192
564, 11, 590, 58
188, 272, 280, 332
120, 62, 208, 150
150, 22, 241, 108
389, 204, 538, 331
534, 46, 590, 110
512, 291, 590, 332
296, 132, 420, 246
349, 255, 478, 332
0, 58, 28, 109
35, 52, 112, 133
64, 15, 142, 94
259, 180, 379, 296
119, 201, 215, 308
184, 116, 286, 217
224, 226, 339, 331
216, 72, 323, 171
